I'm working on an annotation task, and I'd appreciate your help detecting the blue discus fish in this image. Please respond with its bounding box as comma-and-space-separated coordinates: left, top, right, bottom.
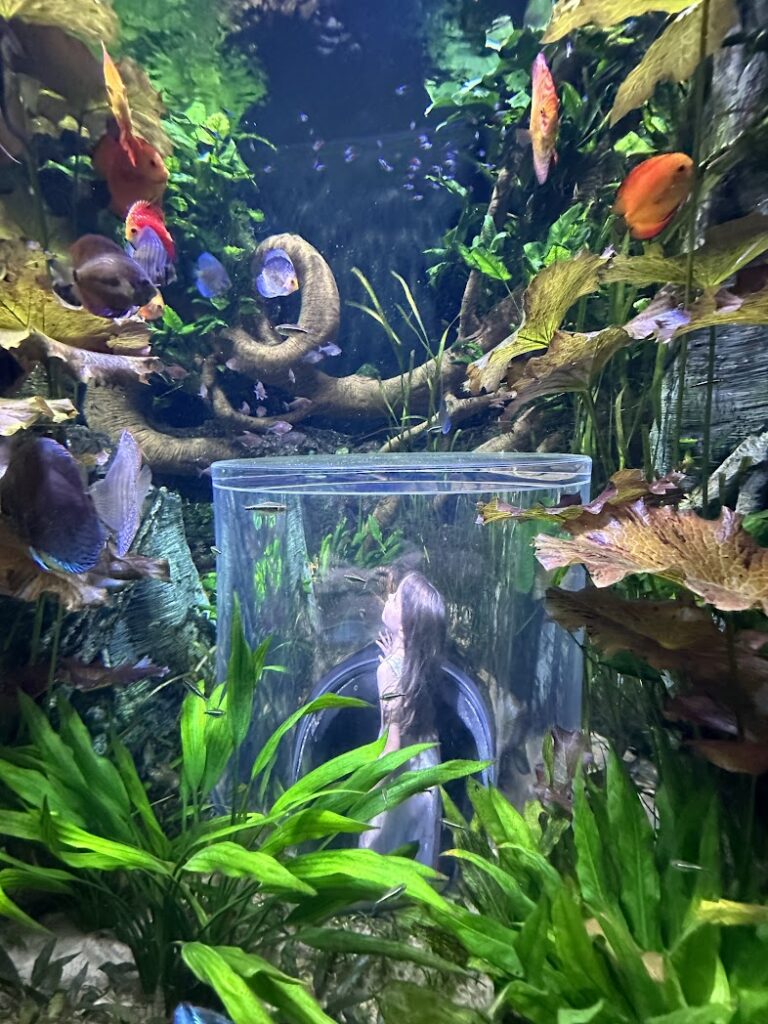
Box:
0, 437, 105, 575
125, 227, 176, 288
89, 430, 152, 557
255, 248, 299, 298
173, 1004, 233, 1024
194, 252, 232, 299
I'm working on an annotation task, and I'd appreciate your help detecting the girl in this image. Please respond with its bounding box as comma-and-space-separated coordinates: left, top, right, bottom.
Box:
359, 571, 446, 867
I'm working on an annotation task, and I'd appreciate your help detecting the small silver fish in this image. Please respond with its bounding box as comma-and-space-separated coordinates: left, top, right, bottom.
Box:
183, 680, 206, 699
274, 323, 309, 336
254, 381, 267, 401
245, 502, 287, 513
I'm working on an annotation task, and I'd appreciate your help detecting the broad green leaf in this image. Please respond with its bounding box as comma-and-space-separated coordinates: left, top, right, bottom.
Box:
259, 809, 370, 855
468, 780, 537, 852
227, 604, 265, 750
646, 1007, 735, 1024
248, 974, 337, 1024
378, 981, 487, 1024
457, 243, 512, 281
182, 842, 316, 895
52, 821, 171, 875
210, 945, 304, 984
444, 849, 536, 919
289, 849, 446, 909
299, 926, 468, 974
551, 888, 616, 1004
515, 895, 550, 987
271, 735, 387, 814
696, 900, 768, 926
200, 684, 237, 797
606, 750, 660, 949
316, 742, 437, 816
181, 943, 273, 1024
573, 771, 614, 913
110, 730, 170, 859
349, 759, 487, 824
543, 0, 692, 41
251, 694, 371, 788
610, 0, 739, 125
429, 902, 523, 976
180, 690, 207, 796
0, 810, 43, 841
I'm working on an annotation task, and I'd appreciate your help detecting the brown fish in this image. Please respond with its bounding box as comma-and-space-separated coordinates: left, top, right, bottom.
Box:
69, 234, 157, 319
59, 656, 169, 691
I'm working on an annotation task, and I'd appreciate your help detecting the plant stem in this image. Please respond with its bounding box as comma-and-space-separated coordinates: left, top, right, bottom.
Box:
701, 325, 717, 508
47, 601, 64, 703
672, 0, 712, 467
582, 388, 611, 480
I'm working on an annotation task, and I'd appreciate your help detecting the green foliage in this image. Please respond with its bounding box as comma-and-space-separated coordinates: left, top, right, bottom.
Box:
113, 0, 266, 120
0, 610, 484, 1015
329, 744, 768, 1023
314, 514, 405, 574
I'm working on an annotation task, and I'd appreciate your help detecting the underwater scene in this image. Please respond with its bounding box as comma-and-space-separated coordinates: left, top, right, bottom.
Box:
0, 0, 768, 1021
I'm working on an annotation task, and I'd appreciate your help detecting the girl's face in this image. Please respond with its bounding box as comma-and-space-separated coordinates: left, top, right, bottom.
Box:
382, 583, 403, 632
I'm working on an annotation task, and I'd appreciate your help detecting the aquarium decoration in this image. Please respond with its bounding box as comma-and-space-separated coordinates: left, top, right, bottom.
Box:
0, 0, 767, 1019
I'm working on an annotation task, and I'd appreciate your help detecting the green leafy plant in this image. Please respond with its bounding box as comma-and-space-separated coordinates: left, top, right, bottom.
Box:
0, 608, 484, 1018
362, 744, 768, 1023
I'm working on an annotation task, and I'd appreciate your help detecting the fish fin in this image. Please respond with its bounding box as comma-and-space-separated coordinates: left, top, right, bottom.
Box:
101, 43, 135, 165
629, 213, 676, 241
89, 430, 150, 556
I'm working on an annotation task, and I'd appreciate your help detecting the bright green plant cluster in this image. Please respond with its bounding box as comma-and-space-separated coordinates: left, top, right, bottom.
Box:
0, 609, 483, 1018
315, 514, 405, 575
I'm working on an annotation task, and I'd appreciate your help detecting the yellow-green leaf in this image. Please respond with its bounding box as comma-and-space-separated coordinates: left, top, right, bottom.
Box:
696, 899, 768, 926
542, 0, 692, 43
468, 250, 605, 393
0, 0, 118, 45
610, 0, 739, 125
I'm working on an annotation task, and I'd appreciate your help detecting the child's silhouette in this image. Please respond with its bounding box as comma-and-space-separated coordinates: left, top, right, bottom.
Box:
359, 571, 446, 867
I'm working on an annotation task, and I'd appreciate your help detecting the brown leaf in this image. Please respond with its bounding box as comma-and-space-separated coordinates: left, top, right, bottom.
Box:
663, 695, 739, 736
547, 586, 768, 728
542, 0, 692, 42
610, 0, 739, 125
467, 251, 606, 394
502, 325, 631, 413
536, 504, 768, 614
688, 739, 768, 775
0, 395, 77, 436
477, 469, 683, 527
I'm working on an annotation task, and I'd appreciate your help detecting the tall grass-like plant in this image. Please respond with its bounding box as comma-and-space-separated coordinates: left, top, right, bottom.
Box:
0, 608, 485, 1020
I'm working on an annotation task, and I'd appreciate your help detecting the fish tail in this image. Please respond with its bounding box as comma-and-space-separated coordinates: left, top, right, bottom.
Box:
101, 43, 136, 166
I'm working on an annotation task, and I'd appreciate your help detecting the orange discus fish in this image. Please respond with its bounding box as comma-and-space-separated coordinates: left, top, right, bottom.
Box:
125, 201, 176, 262
92, 46, 168, 218
614, 153, 693, 240
530, 52, 559, 185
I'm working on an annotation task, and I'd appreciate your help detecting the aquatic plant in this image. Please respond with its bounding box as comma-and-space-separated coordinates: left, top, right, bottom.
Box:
337, 743, 768, 1023
0, 611, 484, 1016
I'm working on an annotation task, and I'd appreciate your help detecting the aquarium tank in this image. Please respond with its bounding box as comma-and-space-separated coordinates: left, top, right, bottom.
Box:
1, 0, 767, 1021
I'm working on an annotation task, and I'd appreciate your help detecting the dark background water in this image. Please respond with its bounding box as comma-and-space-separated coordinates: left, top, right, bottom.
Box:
239, 0, 479, 378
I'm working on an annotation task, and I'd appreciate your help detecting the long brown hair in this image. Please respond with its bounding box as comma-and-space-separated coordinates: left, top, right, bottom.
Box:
390, 571, 446, 735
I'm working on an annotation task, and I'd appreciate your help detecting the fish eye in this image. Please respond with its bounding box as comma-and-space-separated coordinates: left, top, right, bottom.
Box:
677, 164, 688, 173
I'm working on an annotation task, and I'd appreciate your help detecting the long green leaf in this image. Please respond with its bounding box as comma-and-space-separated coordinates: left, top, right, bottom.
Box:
289, 849, 446, 909
260, 809, 370, 855
52, 821, 171, 874
181, 943, 273, 1024
271, 735, 387, 814
109, 729, 170, 859
251, 694, 371, 790
444, 849, 536, 919
378, 981, 487, 1024
299, 926, 468, 974
182, 841, 315, 895
181, 689, 208, 796
349, 759, 487, 822
573, 770, 615, 914
606, 749, 660, 949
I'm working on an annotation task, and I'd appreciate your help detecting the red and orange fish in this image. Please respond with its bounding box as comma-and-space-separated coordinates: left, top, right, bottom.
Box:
614, 153, 693, 240
529, 53, 559, 185
125, 201, 176, 261
92, 46, 168, 218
